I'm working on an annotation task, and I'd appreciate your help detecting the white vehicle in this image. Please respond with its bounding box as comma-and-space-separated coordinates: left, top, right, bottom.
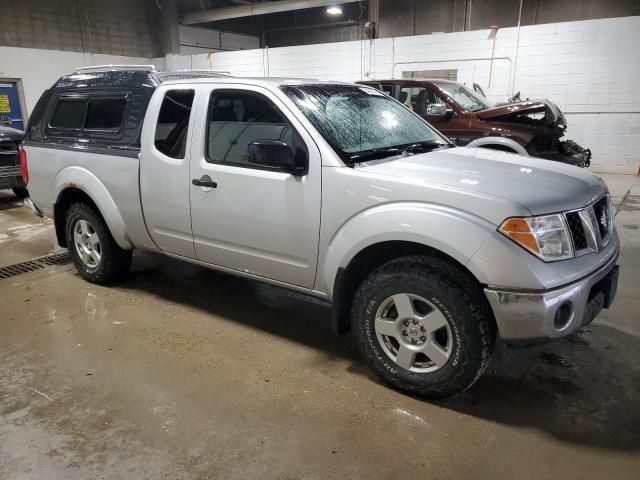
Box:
22, 67, 619, 398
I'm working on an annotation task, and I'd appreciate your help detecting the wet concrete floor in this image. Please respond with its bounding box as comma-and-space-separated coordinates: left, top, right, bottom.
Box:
0, 175, 639, 479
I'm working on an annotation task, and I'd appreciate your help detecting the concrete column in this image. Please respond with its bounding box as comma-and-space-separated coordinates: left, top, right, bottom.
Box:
161, 0, 181, 56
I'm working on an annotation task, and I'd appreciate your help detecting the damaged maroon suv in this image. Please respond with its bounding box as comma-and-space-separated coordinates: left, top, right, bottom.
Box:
358, 79, 591, 167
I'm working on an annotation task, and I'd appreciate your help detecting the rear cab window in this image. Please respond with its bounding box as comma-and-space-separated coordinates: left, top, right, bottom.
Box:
154, 89, 195, 159
47, 94, 128, 137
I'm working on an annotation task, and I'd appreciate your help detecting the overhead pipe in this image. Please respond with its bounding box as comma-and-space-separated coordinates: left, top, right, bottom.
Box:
181, 0, 361, 25
262, 20, 358, 46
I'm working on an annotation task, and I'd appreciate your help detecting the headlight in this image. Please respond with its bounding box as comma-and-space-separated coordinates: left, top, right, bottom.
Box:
499, 214, 574, 261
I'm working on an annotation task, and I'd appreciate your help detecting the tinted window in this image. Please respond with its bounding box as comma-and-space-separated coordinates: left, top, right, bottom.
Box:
206, 90, 295, 167
154, 89, 195, 159
50, 98, 87, 129
85, 98, 127, 130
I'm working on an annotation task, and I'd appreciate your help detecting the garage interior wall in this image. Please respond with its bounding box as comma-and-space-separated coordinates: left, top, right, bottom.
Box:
0, 0, 163, 57
171, 15, 640, 175
0, 3, 638, 174
376, 0, 640, 37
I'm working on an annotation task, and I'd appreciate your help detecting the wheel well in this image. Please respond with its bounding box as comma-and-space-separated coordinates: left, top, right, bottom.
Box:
479, 143, 517, 153
331, 241, 486, 334
54, 188, 101, 247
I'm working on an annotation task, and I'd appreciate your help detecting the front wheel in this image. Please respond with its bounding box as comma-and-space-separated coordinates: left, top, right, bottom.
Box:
351, 255, 495, 399
65, 203, 132, 284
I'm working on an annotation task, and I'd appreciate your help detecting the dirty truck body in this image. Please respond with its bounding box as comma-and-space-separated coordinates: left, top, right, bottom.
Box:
23, 69, 619, 398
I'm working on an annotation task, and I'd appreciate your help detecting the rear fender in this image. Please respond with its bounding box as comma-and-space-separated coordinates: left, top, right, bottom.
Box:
53, 166, 132, 249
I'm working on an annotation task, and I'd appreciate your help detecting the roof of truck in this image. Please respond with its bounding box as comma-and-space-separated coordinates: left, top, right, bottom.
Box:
159, 77, 352, 87
359, 78, 458, 85
53, 67, 352, 91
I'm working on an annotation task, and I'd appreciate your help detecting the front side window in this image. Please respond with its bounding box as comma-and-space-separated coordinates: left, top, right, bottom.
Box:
154, 89, 195, 159
434, 82, 492, 112
206, 90, 297, 167
400, 87, 446, 119
282, 84, 448, 163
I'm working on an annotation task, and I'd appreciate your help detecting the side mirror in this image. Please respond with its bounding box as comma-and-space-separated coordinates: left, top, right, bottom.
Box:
426, 103, 447, 117
247, 140, 307, 176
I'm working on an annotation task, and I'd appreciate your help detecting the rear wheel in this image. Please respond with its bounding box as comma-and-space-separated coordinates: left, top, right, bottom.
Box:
65, 203, 131, 284
351, 255, 495, 399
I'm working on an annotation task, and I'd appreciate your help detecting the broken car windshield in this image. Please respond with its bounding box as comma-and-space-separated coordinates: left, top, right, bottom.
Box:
435, 82, 493, 112
282, 84, 448, 163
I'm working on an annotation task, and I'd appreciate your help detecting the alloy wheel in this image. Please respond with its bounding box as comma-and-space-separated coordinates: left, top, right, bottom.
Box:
73, 219, 102, 268
374, 293, 453, 373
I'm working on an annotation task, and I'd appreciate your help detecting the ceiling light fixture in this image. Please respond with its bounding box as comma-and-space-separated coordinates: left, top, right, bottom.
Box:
326, 5, 343, 15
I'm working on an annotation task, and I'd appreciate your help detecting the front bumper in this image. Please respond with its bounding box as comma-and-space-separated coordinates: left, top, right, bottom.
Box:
484, 252, 619, 344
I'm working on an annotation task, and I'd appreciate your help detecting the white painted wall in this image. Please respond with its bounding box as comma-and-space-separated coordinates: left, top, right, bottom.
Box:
0, 46, 155, 116
1, 15, 639, 173
175, 15, 640, 174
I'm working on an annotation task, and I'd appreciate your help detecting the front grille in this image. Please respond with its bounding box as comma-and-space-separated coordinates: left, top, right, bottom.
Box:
592, 196, 610, 239
563, 194, 612, 254
565, 211, 587, 250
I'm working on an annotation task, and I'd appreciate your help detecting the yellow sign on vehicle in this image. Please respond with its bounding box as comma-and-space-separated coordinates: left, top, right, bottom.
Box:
0, 95, 10, 114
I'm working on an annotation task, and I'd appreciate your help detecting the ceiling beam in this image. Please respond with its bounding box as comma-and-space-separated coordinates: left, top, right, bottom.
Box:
181, 0, 361, 25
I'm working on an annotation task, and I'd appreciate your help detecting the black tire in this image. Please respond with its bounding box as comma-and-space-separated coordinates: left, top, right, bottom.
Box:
12, 186, 29, 199
65, 203, 132, 284
351, 255, 495, 399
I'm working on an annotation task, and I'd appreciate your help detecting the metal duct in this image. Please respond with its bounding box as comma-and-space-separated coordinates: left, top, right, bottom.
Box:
181, 0, 361, 25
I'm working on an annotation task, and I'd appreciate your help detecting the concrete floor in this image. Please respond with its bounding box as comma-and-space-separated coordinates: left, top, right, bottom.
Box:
0, 174, 639, 480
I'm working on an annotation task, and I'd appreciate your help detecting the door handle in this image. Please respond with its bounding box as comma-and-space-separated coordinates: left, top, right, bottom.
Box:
192, 175, 217, 188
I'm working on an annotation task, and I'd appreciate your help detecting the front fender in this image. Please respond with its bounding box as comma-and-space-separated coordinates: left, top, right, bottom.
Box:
53, 166, 132, 249
466, 137, 529, 156
321, 202, 495, 297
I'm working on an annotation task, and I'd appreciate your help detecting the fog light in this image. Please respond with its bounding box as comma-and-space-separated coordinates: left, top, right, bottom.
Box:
554, 302, 573, 330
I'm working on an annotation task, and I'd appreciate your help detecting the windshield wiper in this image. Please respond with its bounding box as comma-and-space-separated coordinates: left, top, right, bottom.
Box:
347, 146, 403, 163
346, 140, 452, 164
400, 140, 452, 155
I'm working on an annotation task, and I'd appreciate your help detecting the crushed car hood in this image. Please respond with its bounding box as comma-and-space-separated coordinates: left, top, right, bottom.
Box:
476, 99, 565, 126
357, 147, 606, 216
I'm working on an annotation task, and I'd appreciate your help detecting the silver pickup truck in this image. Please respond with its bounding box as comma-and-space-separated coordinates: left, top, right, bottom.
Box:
22, 66, 619, 398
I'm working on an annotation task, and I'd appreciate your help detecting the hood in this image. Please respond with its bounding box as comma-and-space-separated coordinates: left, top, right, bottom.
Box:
476, 99, 565, 126
357, 147, 607, 216
0, 125, 24, 143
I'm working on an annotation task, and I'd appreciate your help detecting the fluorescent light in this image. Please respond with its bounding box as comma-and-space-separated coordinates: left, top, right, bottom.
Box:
326, 5, 342, 15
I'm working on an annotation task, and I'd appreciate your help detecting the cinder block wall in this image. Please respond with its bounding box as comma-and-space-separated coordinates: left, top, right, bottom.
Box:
0, 48, 156, 115
0, 0, 162, 58
179, 15, 640, 174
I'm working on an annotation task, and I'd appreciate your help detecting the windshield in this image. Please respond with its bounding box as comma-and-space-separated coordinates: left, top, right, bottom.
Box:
281, 84, 448, 163
435, 82, 492, 112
